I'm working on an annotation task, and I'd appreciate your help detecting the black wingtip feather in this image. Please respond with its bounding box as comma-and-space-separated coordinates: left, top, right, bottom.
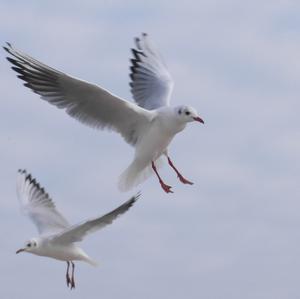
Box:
129, 38, 149, 89
18, 169, 26, 174
132, 48, 146, 59
6, 57, 24, 68
131, 191, 141, 204
6, 57, 16, 64
11, 66, 23, 74
18, 169, 36, 186
122, 192, 141, 211
23, 82, 31, 88
3, 42, 11, 52
20, 170, 49, 198
135, 191, 142, 200
131, 49, 139, 59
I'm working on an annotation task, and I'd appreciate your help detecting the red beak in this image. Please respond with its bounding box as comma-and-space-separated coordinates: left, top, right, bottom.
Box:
16, 248, 25, 254
193, 116, 204, 124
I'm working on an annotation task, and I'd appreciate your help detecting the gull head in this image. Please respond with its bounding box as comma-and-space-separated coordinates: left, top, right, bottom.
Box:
16, 238, 39, 254
175, 105, 204, 124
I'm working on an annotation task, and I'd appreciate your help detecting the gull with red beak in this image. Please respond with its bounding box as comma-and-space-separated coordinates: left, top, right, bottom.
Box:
15, 170, 139, 289
4, 33, 204, 193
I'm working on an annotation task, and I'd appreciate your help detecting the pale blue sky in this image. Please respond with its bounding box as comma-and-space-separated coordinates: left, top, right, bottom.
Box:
1, 1, 299, 298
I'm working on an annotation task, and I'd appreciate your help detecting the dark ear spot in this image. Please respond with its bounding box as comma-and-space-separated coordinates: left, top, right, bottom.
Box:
178, 109, 182, 115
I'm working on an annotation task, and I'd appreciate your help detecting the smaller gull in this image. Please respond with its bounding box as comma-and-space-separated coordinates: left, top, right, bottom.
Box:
4, 33, 204, 193
15, 169, 139, 289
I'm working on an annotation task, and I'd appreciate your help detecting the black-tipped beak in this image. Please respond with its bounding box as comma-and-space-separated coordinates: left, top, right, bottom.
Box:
193, 116, 204, 124
16, 248, 25, 254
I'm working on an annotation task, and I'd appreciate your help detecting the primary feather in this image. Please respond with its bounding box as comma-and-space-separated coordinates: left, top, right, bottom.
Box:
17, 170, 140, 244
51, 193, 140, 244
17, 169, 69, 235
4, 42, 153, 146
129, 33, 174, 110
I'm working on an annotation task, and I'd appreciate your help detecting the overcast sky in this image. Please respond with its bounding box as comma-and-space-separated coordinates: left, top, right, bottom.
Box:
1, 1, 300, 298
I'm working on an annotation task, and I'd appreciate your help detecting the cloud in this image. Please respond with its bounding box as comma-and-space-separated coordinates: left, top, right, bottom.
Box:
0, 1, 299, 298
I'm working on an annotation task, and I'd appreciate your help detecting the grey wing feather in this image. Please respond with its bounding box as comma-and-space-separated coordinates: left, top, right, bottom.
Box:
129, 33, 174, 110
17, 169, 70, 235
51, 193, 140, 244
4, 43, 153, 146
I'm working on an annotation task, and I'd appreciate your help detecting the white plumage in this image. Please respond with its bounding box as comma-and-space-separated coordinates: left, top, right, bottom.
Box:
4, 33, 204, 193
16, 170, 139, 288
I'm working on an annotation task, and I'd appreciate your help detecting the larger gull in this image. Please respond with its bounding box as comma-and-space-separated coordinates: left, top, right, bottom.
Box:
4, 33, 204, 193
15, 169, 139, 289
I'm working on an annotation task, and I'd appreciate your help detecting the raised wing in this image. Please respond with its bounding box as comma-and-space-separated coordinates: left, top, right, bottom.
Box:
16, 169, 70, 235
4, 43, 153, 146
129, 33, 174, 110
51, 193, 140, 244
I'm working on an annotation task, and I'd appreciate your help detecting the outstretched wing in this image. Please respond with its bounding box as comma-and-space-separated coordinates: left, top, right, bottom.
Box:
4, 43, 153, 146
16, 169, 70, 235
51, 193, 140, 244
129, 33, 174, 110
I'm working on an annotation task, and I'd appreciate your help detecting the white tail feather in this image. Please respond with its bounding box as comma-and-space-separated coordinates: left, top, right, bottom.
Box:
83, 256, 99, 267
118, 157, 164, 192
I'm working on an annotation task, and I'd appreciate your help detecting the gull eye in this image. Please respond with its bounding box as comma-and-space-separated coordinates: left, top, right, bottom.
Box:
27, 243, 31, 247
185, 111, 190, 116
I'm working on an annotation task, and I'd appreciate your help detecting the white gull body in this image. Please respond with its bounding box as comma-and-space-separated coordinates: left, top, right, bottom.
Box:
15, 169, 139, 289
4, 34, 204, 193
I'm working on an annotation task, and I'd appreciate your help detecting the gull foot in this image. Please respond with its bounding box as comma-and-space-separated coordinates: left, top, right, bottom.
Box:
178, 175, 194, 185
66, 275, 71, 288
160, 181, 173, 193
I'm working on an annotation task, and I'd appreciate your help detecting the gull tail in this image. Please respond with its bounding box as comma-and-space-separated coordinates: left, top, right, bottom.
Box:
79, 249, 99, 267
118, 157, 164, 192
83, 256, 99, 267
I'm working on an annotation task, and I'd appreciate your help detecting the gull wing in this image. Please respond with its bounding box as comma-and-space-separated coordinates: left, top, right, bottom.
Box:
129, 33, 174, 110
16, 170, 70, 235
50, 193, 140, 244
4, 43, 154, 146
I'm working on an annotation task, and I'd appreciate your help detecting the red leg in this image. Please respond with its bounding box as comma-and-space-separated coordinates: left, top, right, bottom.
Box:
70, 262, 76, 289
66, 261, 71, 288
151, 161, 173, 193
167, 157, 193, 185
